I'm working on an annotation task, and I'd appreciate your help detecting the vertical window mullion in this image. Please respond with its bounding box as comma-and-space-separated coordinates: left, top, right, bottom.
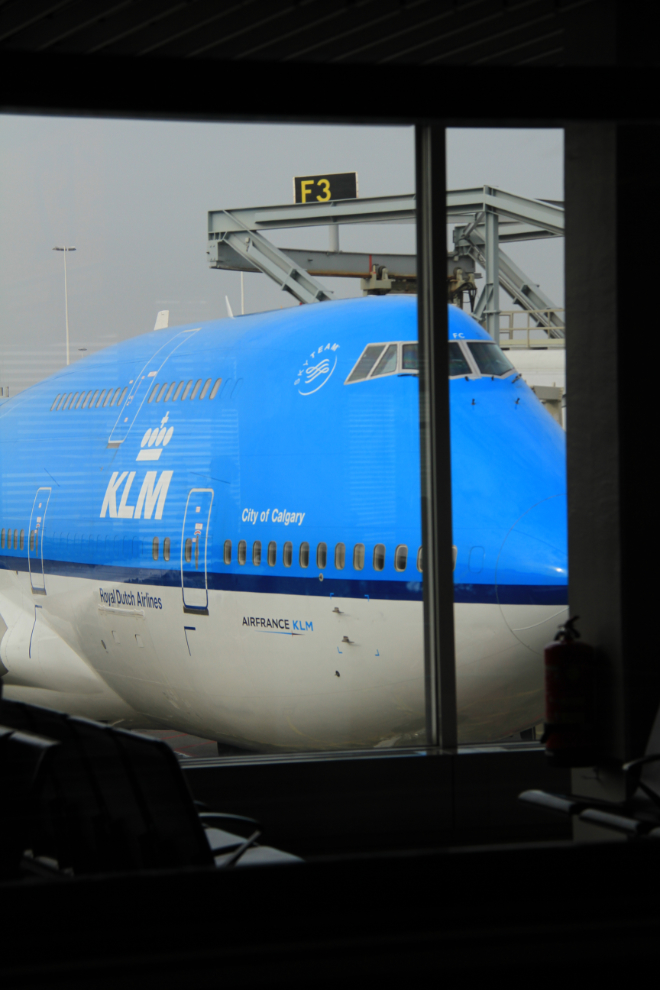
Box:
415, 124, 457, 752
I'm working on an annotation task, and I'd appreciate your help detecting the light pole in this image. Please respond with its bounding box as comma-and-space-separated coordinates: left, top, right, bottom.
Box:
53, 246, 76, 365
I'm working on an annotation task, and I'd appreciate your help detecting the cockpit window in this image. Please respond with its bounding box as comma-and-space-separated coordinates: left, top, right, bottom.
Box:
371, 343, 398, 377
402, 343, 418, 370
467, 341, 515, 377
346, 345, 385, 383
449, 342, 472, 377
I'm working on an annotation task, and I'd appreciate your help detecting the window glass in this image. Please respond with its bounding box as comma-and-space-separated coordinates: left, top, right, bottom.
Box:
1, 116, 453, 760
467, 341, 515, 377
29, 530, 35, 552
14, 529, 18, 549
395, 545, 408, 571
50, 394, 61, 411
373, 543, 385, 571
19, 529, 24, 550
452, 545, 457, 571
0, 528, 4, 548
449, 342, 472, 377
417, 547, 423, 573
346, 345, 385, 383
402, 343, 418, 370
371, 343, 398, 377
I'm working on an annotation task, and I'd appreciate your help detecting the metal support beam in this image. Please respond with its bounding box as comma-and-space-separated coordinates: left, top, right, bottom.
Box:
208, 187, 562, 241
416, 125, 456, 752
469, 242, 565, 338
208, 187, 564, 316
208, 215, 331, 305
484, 208, 500, 340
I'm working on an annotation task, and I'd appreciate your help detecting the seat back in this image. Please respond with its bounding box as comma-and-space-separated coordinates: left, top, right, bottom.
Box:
0, 699, 214, 874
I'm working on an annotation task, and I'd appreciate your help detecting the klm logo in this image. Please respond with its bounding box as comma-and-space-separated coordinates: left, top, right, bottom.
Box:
292, 620, 313, 631
138, 412, 173, 461
100, 470, 173, 520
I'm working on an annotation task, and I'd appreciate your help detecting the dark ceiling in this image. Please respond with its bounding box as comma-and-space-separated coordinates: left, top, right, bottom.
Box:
0, 0, 607, 66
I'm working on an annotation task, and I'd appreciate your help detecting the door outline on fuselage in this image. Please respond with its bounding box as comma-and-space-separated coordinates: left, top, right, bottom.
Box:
181, 488, 213, 615
107, 328, 199, 448
28, 487, 52, 595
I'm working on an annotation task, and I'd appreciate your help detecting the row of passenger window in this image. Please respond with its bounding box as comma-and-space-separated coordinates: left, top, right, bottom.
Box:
50, 386, 128, 412
3, 528, 459, 577
221, 540, 422, 573
1, 528, 422, 573
148, 378, 222, 403
1, 527, 24, 550
49, 375, 226, 414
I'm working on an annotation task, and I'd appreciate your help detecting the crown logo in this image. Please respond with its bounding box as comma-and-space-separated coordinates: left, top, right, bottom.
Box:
138, 412, 173, 461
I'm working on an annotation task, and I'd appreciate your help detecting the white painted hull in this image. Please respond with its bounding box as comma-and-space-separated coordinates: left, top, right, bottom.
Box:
1, 568, 567, 747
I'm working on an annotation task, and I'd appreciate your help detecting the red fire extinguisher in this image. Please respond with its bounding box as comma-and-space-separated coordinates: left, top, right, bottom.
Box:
542, 616, 599, 767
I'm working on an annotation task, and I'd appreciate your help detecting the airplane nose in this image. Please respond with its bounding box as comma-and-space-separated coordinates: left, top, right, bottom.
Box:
495, 494, 569, 654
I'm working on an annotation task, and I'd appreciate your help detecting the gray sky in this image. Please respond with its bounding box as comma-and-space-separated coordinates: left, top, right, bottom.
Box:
0, 118, 563, 394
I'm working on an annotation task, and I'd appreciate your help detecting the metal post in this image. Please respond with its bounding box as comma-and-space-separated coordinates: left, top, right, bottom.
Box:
53, 245, 75, 365
63, 248, 70, 365
329, 223, 339, 252
485, 205, 500, 341
241, 271, 245, 315
415, 125, 457, 752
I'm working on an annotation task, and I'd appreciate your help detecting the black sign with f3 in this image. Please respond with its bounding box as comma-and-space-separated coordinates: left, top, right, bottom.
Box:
293, 172, 358, 204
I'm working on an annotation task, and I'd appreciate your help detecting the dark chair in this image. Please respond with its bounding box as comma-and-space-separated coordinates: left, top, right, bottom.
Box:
0, 698, 301, 878
519, 704, 660, 839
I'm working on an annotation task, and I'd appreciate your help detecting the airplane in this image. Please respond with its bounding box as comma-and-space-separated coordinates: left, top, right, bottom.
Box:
0, 295, 567, 751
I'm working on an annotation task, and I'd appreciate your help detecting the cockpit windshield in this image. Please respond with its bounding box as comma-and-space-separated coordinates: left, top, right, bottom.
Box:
467, 341, 514, 377
449, 342, 471, 377
345, 337, 515, 384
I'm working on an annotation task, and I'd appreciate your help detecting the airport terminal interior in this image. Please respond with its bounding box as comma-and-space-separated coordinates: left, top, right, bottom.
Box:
0, 1, 658, 984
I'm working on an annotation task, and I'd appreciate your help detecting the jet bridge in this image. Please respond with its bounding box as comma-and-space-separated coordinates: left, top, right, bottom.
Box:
207, 186, 564, 341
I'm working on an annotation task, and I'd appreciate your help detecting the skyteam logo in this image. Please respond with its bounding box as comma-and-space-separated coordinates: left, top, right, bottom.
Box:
294, 342, 340, 396
138, 412, 173, 461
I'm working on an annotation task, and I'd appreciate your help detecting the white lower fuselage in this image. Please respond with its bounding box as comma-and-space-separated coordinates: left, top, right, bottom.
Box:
1, 568, 567, 748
